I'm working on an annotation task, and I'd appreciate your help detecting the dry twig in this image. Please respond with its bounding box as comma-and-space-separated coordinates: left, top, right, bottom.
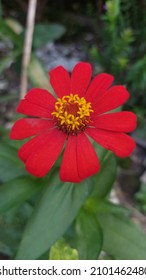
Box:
20, 0, 37, 99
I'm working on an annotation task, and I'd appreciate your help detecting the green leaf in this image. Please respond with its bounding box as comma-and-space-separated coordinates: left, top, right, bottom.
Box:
0, 203, 33, 258
135, 182, 146, 212
93, 143, 107, 162
5, 18, 23, 34
0, 177, 43, 214
85, 198, 129, 216
0, 51, 20, 73
91, 152, 117, 198
28, 55, 55, 94
49, 238, 79, 260
106, 0, 120, 20
16, 171, 92, 260
0, 158, 26, 183
75, 209, 103, 259
0, 240, 12, 256
0, 142, 19, 161
98, 213, 146, 260
0, 19, 23, 49
33, 23, 66, 49
0, 142, 26, 182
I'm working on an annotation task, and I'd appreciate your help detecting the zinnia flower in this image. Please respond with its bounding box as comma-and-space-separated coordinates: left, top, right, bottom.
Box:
10, 62, 137, 183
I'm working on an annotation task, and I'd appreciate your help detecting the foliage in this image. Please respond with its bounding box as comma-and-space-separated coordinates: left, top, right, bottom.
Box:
98, 212, 146, 260
0, 16, 66, 92
90, 0, 146, 111
135, 183, 146, 213
33, 23, 66, 49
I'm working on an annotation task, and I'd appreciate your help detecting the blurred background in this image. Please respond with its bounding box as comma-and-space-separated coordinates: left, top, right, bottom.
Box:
0, 0, 146, 258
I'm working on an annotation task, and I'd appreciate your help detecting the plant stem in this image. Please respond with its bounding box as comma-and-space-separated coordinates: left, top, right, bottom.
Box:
20, 0, 37, 99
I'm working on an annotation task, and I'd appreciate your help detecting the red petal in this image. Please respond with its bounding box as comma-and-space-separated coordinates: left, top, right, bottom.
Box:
85, 73, 114, 103
76, 133, 100, 180
25, 129, 66, 177
60, 136, 80, 183
70, 62, 92, 97
93, 111, 137, 132
18, 132, 51, 163
17, 88, 56, 118
25, 88, 56, 109
17, 100, 52, 118
86, 127, 136, 157
49, 66, 70, 98
93, 85, 130, 115
10, 118, 54, 140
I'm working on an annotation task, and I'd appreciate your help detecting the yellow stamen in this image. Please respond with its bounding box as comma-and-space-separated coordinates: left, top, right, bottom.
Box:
51, 93, 94, 135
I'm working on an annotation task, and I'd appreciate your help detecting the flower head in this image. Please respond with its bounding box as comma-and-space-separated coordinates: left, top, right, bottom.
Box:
52, 94, 94, 134
10, 62, 137, 183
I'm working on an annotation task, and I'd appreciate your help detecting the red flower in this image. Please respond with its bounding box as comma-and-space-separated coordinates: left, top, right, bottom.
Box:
10, 62, 137, 183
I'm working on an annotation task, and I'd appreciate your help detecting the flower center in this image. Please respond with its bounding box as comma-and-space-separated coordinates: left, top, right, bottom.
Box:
51, 94, 94, 135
